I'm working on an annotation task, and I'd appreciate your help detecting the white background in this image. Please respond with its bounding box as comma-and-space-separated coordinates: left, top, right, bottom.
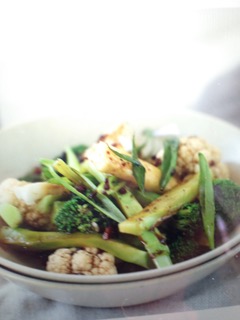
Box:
1, 1, 240, 127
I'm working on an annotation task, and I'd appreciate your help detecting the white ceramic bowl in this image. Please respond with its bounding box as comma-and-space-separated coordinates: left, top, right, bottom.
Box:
0, 110, 240, 307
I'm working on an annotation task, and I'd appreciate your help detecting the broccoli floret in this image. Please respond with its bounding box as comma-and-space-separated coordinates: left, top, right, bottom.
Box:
162, 202, 208, 263
171, 202, 202, 236
164, 178, 240, 263
54, 196, 116, 234
213, 179, 240, 233
168, 235, 208, 264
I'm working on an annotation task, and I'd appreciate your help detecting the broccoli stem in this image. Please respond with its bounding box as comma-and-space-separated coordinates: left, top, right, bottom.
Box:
139, 230, 172, 268
119, 174, 200, 236
0, 227, 154, 270
114, 187, 143, 218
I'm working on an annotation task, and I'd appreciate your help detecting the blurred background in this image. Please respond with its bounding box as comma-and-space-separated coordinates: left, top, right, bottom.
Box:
0, 2, 240, 128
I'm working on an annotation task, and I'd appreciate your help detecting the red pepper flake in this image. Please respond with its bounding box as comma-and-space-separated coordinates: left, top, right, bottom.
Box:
104, 178, 110, 191
34, 167, 42, 175
119, 187, 127, 194
209, 160, 216, 166
98, 134, 108, 142
151, 156, 162, 167
76, 185, 86, 193
102, 226, 114, 240
112, 143, 118, 147
88, 191, 97, 199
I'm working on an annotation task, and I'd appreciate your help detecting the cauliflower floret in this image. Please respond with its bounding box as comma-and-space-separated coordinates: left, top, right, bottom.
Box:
174, 136, 229, 180
46, 248, 77, 273
13, 181, 66, 206
0, 178, 67, 229
46, 247, 118, 276
23, 209, 50, 229
72, 247, 117, 275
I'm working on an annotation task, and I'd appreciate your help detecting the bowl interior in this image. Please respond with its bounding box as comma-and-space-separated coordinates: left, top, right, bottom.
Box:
0, 110, 240, 283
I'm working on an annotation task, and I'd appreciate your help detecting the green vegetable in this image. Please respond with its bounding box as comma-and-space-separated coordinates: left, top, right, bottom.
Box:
36, 194, 62, 214
0, 203, 23, 228
109, 136, 146, 193
54, 196, 115, 234
160, 138, 179, 192
114, 187, 143, 218
78, 157, 143, 218
97, 176, 142, 218
71, 144, 88, 157
170, 202, 202, 236
81, 161, 143, 218
132, 189, 159, 207
140, 230, 172, 268
163, 202, 208, 263
119, 173, 200, 235
213, 178, 240, 233
65, 147, 82, 172
168, 234, 208, 264
41, 158, 126, 223
199, 153, 215, 249
131, 136, 146, 193
0, 227, 155, 270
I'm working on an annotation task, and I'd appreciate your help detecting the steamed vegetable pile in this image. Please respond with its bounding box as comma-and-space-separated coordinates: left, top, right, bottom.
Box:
0, 124, 239, 275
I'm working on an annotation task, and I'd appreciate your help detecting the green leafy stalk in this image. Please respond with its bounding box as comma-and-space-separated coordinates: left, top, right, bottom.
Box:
0, 227, 155, 270
79, 161, 142, 219
82, 160, 106, 183
132, 189, 159, 207
198, 153, 215, 249
132, 136, 146, 193
53, 159, 126, 223
65, 147, 82, 172
109, 136, 146, 193
71, 144, 88, 156
40, 159, 126, 223
160, 138, 179, 192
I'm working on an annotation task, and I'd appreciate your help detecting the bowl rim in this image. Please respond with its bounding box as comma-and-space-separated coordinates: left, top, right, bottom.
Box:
0, 241, 239, 286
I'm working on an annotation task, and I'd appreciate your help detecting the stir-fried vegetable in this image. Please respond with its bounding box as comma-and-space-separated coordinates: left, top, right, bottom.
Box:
109, 136, 146, 193
118, 174, 200, 235
159, 137, 179, 193
198, 153, 216, 249
0, 123, 238, 276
